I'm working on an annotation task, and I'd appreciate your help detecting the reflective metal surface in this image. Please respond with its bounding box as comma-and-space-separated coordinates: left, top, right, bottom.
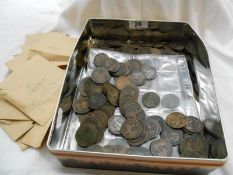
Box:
47, 19, 228, 174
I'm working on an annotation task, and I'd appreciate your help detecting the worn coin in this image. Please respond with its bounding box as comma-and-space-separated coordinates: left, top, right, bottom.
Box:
108, 115, 126, 135
184, 116, 204, 134
102, 82, 120, 107
126, 147, 152, 156
204, 118, 224, 138
161, 94, 180, 109
130, 71, 146, 86
124, 102, 145, 121
150, 138, 173, 157
124, 63, 132, 76
112, 63, 126, 77
166, 112, 187, 129
161, 127, 183, 146
169, 41, 184, 51
102, 145, 128, 154
115, 76, 138, 90
89, 111, 109, 128
142, 92, 160, 108
104, 58, 120, 72
59, 95, 72, 113
149, 115, 167, 132
87, 93, 106, 109
91, 67, 110, 84
210, 139, 227, 159
86, 144, 103, 152
94, 53, 109, 67
145, 117, 161, 139
127, 59, 142, 72
78, 77, 91, 96
85, 80, 102, 96
180, 135, 208, 158
142, 66, 157, 80
98, 100, 115, 118
75, 123, 97, 147
72, 96, 90, 114
121, 119, 143, 139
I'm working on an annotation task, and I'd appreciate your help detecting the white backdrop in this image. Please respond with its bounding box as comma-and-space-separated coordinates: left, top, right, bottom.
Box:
0, 0, 233, 174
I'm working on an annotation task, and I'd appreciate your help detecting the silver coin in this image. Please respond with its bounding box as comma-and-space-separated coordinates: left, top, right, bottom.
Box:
126, 147, 152, 156
150, 138, 173, 157
142, 92, 160, 108
91, 67, 110, 84
161, 127, 183, 146
108, 115, 126, 135
145, 117, 161, 139
130, 71, 146, 86
142, 66, 157, 80
161, 94, 180, 109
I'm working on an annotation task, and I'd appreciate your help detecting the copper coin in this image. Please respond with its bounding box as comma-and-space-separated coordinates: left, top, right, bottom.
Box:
89, 111, 109, 129
121, 119, 143, 139
184, 116, 204, 134
91, 67, 110, 84
166, 112, 187, 129
204, 118, 224, 138
98, 100, 115, 118
161, 127, 183, 146
72, 96, 90, 114
79, 77, 92, 97
142, 92, 160, 108
150, 138, 173, 157
104, 58, 120, 72
75, 123, 97, 147
87, 93, 106, 109
94, 53, 109, 67
102, 83, 120, 107
145, 117, 161, 139
59, 95, 72, 113
123, 63, 132, 76
115, 76, 137, 90
112, 63, 126, 77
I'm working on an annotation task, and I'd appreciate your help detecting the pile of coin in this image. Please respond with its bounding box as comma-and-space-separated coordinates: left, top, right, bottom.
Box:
74, 52, 227, 159
74, 53, 156, 147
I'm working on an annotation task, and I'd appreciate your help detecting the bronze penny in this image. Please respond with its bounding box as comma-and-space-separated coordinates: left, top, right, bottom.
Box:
87, 93, 106, 109
75, 123, 97, 147
91, 67, 110, 84
94, 53, 109, 67
121, 119, 143, 139
184, 116, 204, 134
72, 96, 90, 114
166, 112, 187, 129
115, 76, 137, 90
59, 95, 72, 113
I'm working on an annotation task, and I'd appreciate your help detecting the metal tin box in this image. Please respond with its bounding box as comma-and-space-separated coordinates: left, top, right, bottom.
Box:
47, 19, 228, 174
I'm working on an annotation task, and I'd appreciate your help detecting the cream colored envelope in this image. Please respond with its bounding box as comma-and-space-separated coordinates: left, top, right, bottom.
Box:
29, 32, 77, 57
19, 117, 52, 148
0, 55, 64, 125
0, 120, 13, 124
0, 121, 33, 140
0, 98, 30, 121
